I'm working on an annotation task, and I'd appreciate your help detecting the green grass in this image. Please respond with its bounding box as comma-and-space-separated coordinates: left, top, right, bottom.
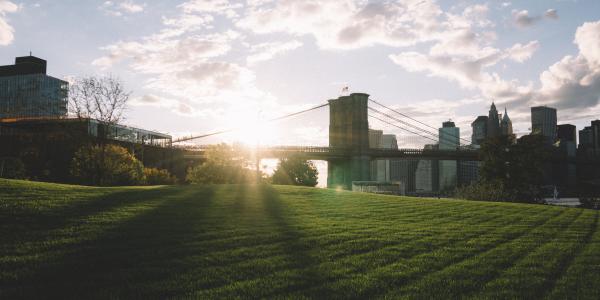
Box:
1, 179, 598, 299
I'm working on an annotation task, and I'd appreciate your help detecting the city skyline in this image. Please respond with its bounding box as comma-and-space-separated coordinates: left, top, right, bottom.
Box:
0, 0, 599, 147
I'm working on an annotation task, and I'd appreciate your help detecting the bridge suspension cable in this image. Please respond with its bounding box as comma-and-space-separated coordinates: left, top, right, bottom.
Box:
368, 98, 472, 145
172, 102, 330, 143
368, 107, 463, 147
369, 114, 439, 144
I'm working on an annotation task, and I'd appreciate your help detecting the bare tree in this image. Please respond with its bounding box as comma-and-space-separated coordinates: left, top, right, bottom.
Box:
68, 75, 131, 185
68, 75, 131, 125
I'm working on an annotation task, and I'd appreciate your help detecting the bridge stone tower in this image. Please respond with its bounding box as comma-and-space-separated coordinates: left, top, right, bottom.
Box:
327, 93, 371, 189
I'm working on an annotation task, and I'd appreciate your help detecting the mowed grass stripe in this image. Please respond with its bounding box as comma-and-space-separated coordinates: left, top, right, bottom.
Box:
267, 204, 550, 299
195, 204, 542, 298
477, 209, 597, 299
393, 207, 588, 298
1, 180, 597, 299
368, 207, 568, 298
546, 211, 600, 299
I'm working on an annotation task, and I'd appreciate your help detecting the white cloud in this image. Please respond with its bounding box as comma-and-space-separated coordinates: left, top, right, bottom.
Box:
537, 21, 600, 111
93, 0, 297, 123
237, 0, 450, 50
246, 40, 302, 65
544, 9, 558, 20
178, 0, 242, 18
512, 8, 558, 28
506, 40, 540, 63
0, 0, 18, 45
101, 1, 145, 17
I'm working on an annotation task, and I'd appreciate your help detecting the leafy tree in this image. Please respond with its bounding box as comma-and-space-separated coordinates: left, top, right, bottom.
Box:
186, 144, 255, 184
0, 157, 26, 179
71, 144, 144, 186
144, 168, 177, 185
272, 156, 318, 187
478, 134, 549, 203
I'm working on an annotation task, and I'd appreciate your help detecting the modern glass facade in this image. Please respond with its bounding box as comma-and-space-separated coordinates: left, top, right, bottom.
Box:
0, 55, 69, 120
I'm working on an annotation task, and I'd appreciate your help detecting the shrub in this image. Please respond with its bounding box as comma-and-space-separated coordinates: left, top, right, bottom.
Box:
0, 157, 26, 179
272, 156, 318, 187
454, 180, 516, 202
186, 144, 255, 184
71, 144, 144, 186
144, 168, 177, 185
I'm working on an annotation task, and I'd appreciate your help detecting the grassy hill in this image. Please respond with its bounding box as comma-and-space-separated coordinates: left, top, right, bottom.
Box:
1, 179, 599, 299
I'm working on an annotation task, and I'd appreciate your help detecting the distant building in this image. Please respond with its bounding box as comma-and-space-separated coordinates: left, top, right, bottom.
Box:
439, 121, 459, 191
578, 120, 600, 157
557, 124, 577, 157
0, 56, 68, 120
531, 106, 557, 144
558, 124, 577, 143
415, 144, 439, 193
500, 107, 513, 136
439, 121, 459, 150
487, 102, 501, 139
368, 129, 383, 149
471, 116, 488, 146
390, 159, 419, 194
368, 129, 397, 182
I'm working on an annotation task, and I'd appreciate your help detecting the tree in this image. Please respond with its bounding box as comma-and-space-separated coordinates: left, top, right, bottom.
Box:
478, 134, 549, 202
71, 144, 144, 186
186, 144, 255, 184
0, 157, 26, 179
272, 156, 318, 187
68, 75, 131, 126
68, 75, 132, 184
144, 168, 177, 185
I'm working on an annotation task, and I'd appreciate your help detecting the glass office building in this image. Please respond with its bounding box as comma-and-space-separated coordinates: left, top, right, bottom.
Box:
0, 56, 68, 120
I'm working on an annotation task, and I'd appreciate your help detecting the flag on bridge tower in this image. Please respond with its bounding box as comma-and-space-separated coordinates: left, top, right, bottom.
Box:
341, 86, 349, 96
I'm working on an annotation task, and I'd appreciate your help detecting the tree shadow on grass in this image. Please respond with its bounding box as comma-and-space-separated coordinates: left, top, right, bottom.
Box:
257, 184, 335, 298
1, 185, 218, 299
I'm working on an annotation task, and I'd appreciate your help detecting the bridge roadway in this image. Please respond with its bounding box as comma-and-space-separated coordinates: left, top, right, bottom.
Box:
182, 146, 482, 161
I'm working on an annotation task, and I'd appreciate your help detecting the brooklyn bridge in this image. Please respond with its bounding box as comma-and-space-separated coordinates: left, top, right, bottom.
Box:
176, 93, 481, 189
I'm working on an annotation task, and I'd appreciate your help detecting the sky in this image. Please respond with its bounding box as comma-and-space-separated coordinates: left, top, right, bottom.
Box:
1, 0, 600, 150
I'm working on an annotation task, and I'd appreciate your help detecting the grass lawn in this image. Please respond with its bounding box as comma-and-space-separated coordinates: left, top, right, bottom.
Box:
1, 179, 599, 299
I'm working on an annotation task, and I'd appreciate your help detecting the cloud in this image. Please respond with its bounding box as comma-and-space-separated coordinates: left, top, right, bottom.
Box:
0, 0, 18, 45
178, 0, 242, 18
93, 0, 298, 124
100, 1, 145, 16
544, 9, 558, 20
237, 0, 451, 50
246, 40, 303, 65
506, 40, 540, 63
537, 21, 600, 111
512, 8, 558, 28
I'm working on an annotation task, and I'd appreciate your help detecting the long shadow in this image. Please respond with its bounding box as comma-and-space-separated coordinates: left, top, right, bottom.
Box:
1, 185, 218, 299
257, 184, 335, 298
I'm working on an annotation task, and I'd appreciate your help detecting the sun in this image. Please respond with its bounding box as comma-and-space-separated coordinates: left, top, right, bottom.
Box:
228, 114, 279, 146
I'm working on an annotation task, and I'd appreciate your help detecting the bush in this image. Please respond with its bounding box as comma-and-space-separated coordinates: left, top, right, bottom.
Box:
272, 156, 318, 187
454, 180, 516, 202
144, 168, 177, 185
186, 144, 256, 184
71, 144, 145, 186
0, 157, 26, 179
580, 197, 600, 210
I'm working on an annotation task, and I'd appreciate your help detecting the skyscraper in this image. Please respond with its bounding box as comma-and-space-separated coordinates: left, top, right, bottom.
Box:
471, 116, 488, 146
500, 107, 513, 136
0, 56, 68, 119
487, 102, 501, 138
578, 120, 600, 157
439, 121, 459, 191
531, 106, 557, 144
439, 121, 459, 150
